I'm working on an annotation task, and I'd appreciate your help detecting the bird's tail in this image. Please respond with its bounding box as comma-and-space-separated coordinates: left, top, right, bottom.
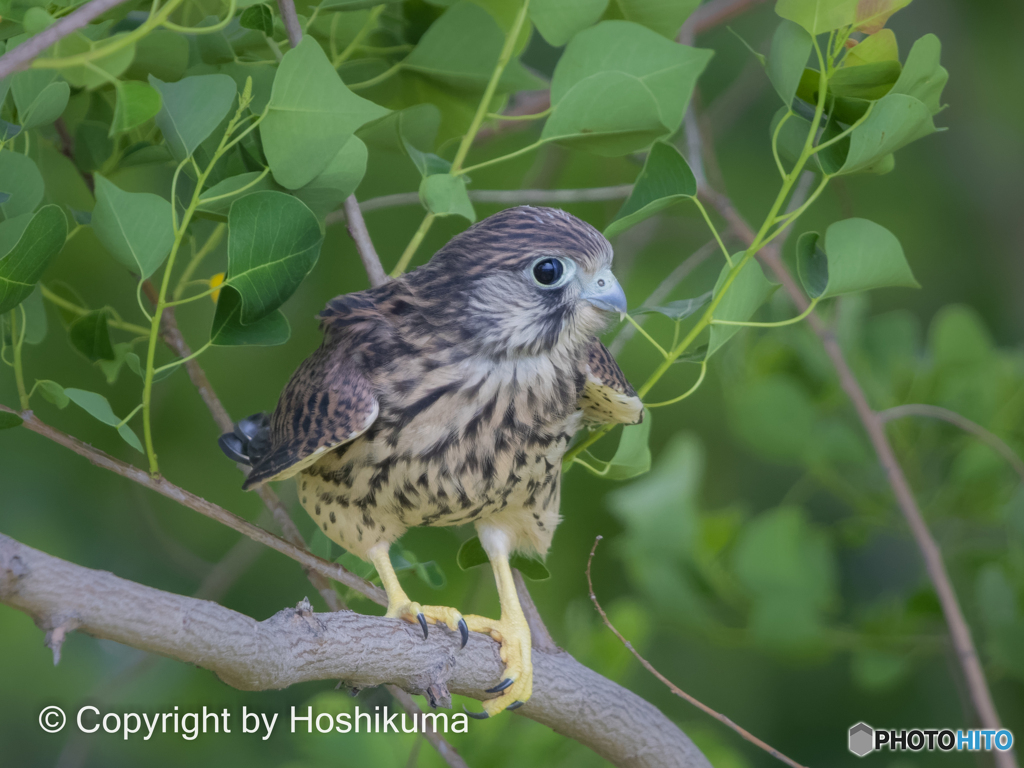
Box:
218, 413, 271, 467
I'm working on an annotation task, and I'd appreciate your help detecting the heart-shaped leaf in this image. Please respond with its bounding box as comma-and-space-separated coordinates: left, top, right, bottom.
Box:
0, 206, 68, 314
419, 174, 475, 222
210, 285, 291, 347
91, 175, 175, 279
605, 142, 697, 237
707, 259, 777, 357
149, 74, 238, 160
225, 191, 323, 324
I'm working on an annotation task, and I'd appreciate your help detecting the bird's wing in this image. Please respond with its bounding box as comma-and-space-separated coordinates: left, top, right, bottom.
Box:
243, 346, 378, 489
578, 337, 643, 425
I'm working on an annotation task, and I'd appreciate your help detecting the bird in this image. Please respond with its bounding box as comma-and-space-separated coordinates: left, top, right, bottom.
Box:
219, 206, 643, 717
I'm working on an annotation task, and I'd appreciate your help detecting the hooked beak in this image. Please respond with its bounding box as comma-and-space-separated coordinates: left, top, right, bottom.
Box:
582, 268, 627, 320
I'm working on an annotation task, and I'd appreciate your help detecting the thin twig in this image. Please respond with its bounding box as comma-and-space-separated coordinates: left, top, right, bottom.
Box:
585, 537, 809, 768
878, 404, 1024, 482
344, 195, 388, 287
681, 0, 771, 39
276, 0, 303, 47
325, 185, 636, 226
387, 686, 471, 768
700, 185, 1017, 768
0, 403, 388, 606
0, 0, 136, 79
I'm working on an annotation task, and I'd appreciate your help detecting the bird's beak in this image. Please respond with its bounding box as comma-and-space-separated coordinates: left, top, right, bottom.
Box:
582, 269, 627, 320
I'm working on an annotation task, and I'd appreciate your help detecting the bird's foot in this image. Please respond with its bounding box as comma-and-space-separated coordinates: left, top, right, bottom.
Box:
461, 613, 532, 717
386, 601, 469, 648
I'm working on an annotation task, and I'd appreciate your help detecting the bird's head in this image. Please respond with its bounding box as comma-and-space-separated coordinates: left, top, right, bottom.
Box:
411, 206, 626, 358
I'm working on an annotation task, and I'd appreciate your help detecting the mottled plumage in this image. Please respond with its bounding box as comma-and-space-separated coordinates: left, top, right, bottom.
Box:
220, 206, 640, 716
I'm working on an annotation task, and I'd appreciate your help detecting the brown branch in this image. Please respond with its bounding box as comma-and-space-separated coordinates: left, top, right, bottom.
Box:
0, 403, 388, 606
1, 532, 712, 768
0, 0, 136, 79
699, 184, 1017, 768
878, 404, 1024, 483
324, 185, 636, 226
682, 0, 771, 38
343, 194, 389, 287
276, 0, 303, 48
586, 537, 808, 768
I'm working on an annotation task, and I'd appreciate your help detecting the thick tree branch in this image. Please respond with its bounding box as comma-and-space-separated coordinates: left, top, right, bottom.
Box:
1, 533, 711, 768
276, 0, 303, 48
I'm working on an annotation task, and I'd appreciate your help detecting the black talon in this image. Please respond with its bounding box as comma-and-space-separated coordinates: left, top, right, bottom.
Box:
458, 618, 469, 649
417, 613, 428, 640
485, 678, 514, 694
506, 701, 525, 711
462, 706, 489, 720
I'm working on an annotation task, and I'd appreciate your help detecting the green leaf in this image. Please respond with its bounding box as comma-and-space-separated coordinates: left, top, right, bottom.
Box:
510, 554, 551, 581
292, 136, 369, 220
888, 33, 947, 115
835, 93, 936, 175
67, 309, 116, 362
97, 341, 133, 384
774, 0, 858, 35
844, 29, 899, 67
851, 648, 912, 691
545, 21, 712, 156
0, 411, 23, 429
197, 172, 279, 218
11, 70, 70, 129
707, 260, 777, 357
35, 380, 69, 409
263, 37, 389, 190
91, 175, 175, 280
457, 536, 489, 570
74, 121, 114, 173
605, 142, 696, 237
125, 30, 189, 83
402, 2, 544, 93
210, 285, 291, 347
64, 388, 144, 452
633, 290, 712, 320
796, 218, 918, 299
0, 152, 44, 220
20, 285, 48, 345
55, 32, 135, 90
111, 81, 162, 136
614, 0, 701, 39
0, 206, 68, 314
854, 0, 912, 33
225, 191, 323, 323
829, 60, 900, 100
577, 410, 652, 480
767, 20, 812, 107
530, 0, 608, 46
149, 74, 238, 160
728, 375, 816, 463
419, 174, 475, 222
240, 4, 274, 35
455, 537, 550, 580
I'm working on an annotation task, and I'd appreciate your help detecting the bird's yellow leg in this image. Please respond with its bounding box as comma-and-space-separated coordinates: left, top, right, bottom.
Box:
461, 529, 533, 717
367, 543, 469, 648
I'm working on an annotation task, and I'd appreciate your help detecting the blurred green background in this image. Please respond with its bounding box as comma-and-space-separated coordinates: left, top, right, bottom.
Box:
2, 1, 1023, 767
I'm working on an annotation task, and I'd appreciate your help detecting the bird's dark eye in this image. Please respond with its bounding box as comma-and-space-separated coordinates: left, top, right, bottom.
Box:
532, 257, 565, 286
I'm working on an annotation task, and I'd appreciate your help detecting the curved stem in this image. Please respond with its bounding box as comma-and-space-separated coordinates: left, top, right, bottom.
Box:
163, 285, 219, 307
154, 341, 212, 374
333, 4, 385, 66
31, 0, 189, 69
771, 109, 792, 180
711, 297, 818, 327
485, 106, 551, 121
455, 140, 546, 176
161, 0, 237, 34
39, 286, 151, 336
10, 308, 29, 410
174, 223, 226, 300
644, 361, 707, 408
346, 59, 404, 90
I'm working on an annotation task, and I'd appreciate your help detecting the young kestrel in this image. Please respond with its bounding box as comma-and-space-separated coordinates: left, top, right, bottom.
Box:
220, 206, 642, 716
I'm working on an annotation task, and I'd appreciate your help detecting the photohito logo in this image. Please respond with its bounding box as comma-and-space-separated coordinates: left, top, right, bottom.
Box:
848, 722, 1014, 757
